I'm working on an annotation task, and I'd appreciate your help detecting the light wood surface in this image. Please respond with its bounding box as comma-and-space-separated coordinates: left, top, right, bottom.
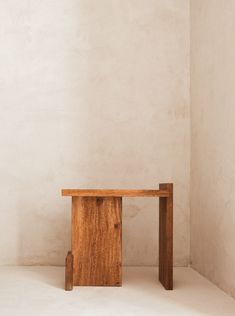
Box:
72, 196, 122, 286
62, 189, 169, 197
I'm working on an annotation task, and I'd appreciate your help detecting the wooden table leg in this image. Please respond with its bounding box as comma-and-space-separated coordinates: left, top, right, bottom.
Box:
159, 183, 173, 290
70, 196, 122, 287
65, 251, 73, 291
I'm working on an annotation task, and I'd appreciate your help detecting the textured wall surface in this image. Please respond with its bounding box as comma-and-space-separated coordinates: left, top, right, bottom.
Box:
191, 0, 235, 297
0, 0, 190, 266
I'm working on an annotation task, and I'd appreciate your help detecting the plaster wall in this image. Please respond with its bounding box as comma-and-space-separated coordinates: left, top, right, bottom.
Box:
0, 1, 190, 266
191, 0, 235, 297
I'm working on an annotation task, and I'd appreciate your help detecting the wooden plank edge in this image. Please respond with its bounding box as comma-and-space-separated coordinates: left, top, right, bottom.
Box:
61, 189, 170, 197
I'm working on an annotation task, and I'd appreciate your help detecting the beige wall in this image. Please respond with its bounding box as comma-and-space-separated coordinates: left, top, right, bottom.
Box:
0, 1, 190, 266
191, 0, 235, 297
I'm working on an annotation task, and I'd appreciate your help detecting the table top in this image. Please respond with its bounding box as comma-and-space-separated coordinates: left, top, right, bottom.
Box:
61, 189, 170, 197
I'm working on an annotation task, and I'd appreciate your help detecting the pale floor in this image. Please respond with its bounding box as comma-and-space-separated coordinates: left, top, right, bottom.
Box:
0, 267, 235, 316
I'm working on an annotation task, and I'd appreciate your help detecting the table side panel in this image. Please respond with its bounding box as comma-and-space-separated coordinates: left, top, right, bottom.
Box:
72, 196, 122, 286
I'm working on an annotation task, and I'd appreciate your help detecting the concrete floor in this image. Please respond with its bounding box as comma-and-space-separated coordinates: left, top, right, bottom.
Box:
0, 267, 235, 315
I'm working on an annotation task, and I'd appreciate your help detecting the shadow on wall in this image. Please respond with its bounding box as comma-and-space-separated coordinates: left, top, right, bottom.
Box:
17, 197, 70, 265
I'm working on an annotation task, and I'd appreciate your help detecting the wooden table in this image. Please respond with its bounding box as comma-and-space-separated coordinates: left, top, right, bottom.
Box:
62, 183, 173, 291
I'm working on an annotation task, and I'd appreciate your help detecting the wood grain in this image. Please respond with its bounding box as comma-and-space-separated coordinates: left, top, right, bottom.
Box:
159, 183, 173, 290
72, 196, 122, 286
65, 251, 73, 291
62, 189, 169, 197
